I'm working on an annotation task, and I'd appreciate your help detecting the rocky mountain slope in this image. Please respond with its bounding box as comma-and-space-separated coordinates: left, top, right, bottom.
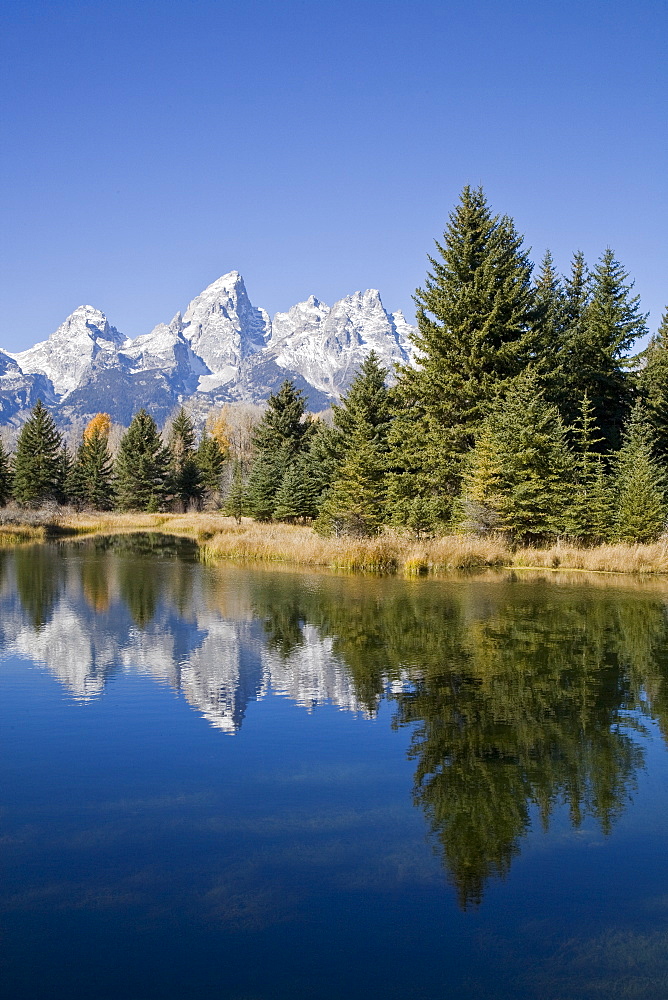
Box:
1, 272, 415, 425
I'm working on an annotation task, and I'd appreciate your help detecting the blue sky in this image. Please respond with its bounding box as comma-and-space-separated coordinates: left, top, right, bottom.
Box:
1, 0, 666, 351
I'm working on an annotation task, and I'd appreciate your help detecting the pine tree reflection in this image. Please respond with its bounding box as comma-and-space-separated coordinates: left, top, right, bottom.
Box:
14, 544, 63, 629
294, 579, 662, 907
8, 540, 668, 907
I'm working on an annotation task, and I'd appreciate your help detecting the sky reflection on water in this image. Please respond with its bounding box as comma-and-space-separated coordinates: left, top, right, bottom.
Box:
2, 535, 668, 999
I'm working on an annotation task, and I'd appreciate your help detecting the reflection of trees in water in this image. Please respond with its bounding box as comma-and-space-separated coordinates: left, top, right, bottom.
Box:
117, 557, 161, 627
14, 545, 63, 629
392, 601, 644, 907
279, 577, 668, 908
75, 533, 200, 627
9, 542, 668, 907
251, 577, 308, 659
80, 551, 111, 612
108, 534, 198, 629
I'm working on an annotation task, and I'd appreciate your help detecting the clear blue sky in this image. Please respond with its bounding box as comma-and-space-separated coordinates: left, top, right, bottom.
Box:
1, 0, 666, 351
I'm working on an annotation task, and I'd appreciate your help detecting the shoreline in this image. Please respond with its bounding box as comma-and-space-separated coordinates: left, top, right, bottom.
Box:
4, 510, 668, 580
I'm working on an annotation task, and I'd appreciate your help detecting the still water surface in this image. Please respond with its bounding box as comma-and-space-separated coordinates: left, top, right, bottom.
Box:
2, 535, 668, 998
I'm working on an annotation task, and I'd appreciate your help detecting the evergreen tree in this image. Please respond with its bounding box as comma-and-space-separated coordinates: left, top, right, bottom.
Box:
563, 250, 591, 330
564, 393, 613, 541
554, 251, 593, 426
114, 409, 170, 512
298, 419, 340, 518
271, 420, 340, 524
331, 351, 392, 453
252, 380, 310, 457
315, 429, 386, 536
388, 186, 538, 523
12, 400, 63, 507
168, 407, 201, 511
313, 353, 391, 535
458, 373, 574, 540
563, 249, 647, 449
588, 458, 615, 543
196, 429, 226, 506
68, 429, 115, 510
245, 449, 285, 521
639, 308, 668, 462
246, 381, 311, 520
0, 439, 11, 507
273, 462, 315, 523
533, 250, 568, 399
613, 403, 667, 543
223, 461, 245, 523
457, 421, 504, 534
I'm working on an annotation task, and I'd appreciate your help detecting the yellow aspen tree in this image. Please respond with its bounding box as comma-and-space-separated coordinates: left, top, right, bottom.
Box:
206, 407, 232, 458
83, 412, 111, 441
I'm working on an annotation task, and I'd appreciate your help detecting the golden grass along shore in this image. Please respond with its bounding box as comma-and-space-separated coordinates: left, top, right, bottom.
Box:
4, 507, 668, 578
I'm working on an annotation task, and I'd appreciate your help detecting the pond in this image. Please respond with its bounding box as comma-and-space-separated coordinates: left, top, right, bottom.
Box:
2, 535, 668, 999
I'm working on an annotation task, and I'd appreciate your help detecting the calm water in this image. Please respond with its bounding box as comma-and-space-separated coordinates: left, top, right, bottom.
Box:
2, 536, 668, 999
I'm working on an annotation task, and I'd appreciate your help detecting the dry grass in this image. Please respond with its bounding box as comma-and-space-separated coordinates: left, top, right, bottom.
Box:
511, 540, 668, 575
3, 508, 668, 579
199, 523, 668, 578
200, 523, 511, 573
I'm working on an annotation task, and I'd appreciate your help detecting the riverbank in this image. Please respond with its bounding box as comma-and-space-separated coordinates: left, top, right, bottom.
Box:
3, 508, 668, 577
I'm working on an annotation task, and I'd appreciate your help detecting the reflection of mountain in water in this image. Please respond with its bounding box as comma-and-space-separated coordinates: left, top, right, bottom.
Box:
5, 538, 668, 908
0, 537, 368, 731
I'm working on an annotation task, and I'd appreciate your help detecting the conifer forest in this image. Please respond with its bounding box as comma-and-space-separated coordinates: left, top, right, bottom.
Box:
3, 186, 667, 547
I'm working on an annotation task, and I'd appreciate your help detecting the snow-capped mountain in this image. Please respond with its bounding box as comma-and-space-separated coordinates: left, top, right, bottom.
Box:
270, 289, 413, 396
0, 350, 55, 422
12, 304, 127, 397
0, 272, 416, 425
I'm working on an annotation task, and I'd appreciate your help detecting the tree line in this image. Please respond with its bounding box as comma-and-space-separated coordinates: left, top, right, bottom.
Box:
237, 186, 668, 544
2, 184, 667, 542
0, 403, 228, 513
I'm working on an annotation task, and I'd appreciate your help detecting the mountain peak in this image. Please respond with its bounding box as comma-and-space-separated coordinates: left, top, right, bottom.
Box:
11, 304, 126, 398
181, 271, 270, 374
1, 272, 416, 424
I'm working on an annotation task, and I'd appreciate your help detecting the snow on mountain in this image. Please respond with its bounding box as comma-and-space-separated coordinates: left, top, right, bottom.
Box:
269, 288, 412, 396
181, 272, 271, 392
122, 311, 209, 395
11, 305, 126, 398
0, 273, 416, 424
0, 350, 55, 421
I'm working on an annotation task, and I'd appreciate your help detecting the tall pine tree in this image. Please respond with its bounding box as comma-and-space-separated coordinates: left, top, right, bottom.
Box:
551, 251, 593, 427
0, 439, 11, 507
114, 410, 170, 512
316, 430, 387, 536
564, 393, 613, 542
315, 353, 391, 535
223, 461, 246, 523
388, 186, 538, 524
12, 400, 63, 507
246, 381, 311, 520
168, 407, 201, 511
68, 428, 115, 510
458, 372, 574, 540
639, 308, 668, 462
613, 403, 666, 543
562, 249, 647, 449
533, 250, 568, 397
274, 419, 340, 523
196, 429, 226, 507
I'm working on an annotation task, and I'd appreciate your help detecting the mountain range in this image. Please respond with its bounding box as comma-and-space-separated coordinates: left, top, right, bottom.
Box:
0, 272, 416, 425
